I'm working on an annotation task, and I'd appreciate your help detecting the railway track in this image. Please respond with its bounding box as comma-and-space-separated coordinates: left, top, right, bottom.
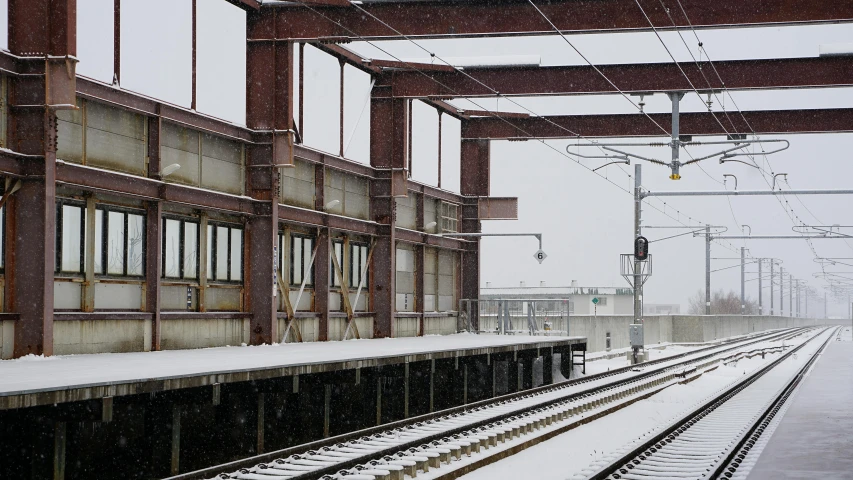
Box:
168, 327, 816, 480
580, 326, 837, 480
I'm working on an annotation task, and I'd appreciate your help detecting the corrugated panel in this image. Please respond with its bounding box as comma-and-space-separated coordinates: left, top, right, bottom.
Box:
161, 122, 200, 186
54, 282, 82, 309
205, 286, 242, 311
281, 159, 315, 209
325, 170, 370, 220
86, 101, 146, 175
424, 198, 439, 233
201, 133, 243, 195
95, 283, 143, 310
56, 99, 83, 163
395, 194, 417, 229
478, 197, 519, 220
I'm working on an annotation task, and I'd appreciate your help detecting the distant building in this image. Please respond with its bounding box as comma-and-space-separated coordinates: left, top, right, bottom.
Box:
644, 303, 682, 315
480, 282, 634, 315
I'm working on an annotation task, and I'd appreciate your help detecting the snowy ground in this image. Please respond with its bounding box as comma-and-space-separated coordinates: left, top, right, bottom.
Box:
447, 331, 821, 480
0, 333, 582, 395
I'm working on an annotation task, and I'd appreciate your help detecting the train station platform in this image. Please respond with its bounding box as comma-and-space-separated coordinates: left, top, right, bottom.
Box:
747, 327, 853, 479
0, 333, 586, 410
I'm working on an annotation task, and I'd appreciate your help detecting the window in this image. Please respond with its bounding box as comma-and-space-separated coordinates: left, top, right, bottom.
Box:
56, 201, 85, 274
163, 217, 199, 279
330, 240, 344, 287
207, 223, 243, 282
350, 243, 369, 289
441, 202, 458, 233
596, 297, 608, 306
97, 206, 145, 277
291, 234, 314, 286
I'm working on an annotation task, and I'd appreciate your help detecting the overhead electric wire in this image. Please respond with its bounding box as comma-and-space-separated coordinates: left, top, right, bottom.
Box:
296, 0, 727, 237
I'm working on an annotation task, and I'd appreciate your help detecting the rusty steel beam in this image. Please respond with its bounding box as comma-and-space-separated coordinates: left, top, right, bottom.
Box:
256, 0, 853, 40
460, 139, 490, 197
462, 108, 853, 139
384, 56, 853, 98
224, 0, 260, 10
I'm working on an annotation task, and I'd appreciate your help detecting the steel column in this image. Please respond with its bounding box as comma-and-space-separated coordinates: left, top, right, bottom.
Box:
758, 259, 763, 315
740, 247, 745, 315
705, 225, 711, 315
369, 89, 408, 338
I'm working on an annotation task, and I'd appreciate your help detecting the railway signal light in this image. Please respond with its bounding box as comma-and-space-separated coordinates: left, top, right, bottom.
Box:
634, 236, 649, 261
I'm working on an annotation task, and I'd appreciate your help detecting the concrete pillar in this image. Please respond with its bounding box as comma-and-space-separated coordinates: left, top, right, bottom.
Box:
170, 405, 181, 475
521, 356, 534, 390
257, 393, 265, 453
542, 351, 553, 385
507, 355, 520, 393
53, 422, 66, 480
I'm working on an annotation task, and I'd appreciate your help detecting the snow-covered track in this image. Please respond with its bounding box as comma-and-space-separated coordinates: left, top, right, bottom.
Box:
580, 327, 837, 480
165, 328, 814, 480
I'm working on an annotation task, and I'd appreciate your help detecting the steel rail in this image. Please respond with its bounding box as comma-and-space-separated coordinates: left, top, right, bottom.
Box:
167, 328, 809, 480
585, 326, 836, 480
708, 327, 838, 479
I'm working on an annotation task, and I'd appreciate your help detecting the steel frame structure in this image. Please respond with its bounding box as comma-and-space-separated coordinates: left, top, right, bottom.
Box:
0, 0, 848, 361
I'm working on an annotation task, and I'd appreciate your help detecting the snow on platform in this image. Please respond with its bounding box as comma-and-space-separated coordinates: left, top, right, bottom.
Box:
745, 327, 853, 480
0, 333, 585, 408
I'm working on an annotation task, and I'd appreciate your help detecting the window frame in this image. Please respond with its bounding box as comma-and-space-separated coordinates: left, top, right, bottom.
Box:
440, 201, 459, 233
349, 242, 369, 289
96, 204, 146, 279
161, 215, 201, 281
55, 199, 86, 275
207, 221, 244, 284
330, 239, 344, 288
290, 233, 315, 287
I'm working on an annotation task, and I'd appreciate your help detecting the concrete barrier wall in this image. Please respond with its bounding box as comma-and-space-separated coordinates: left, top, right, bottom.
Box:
5, 314, 843, 357
485, 315, 841, 353
160, 318, 248, 350
54, 319, 148, 355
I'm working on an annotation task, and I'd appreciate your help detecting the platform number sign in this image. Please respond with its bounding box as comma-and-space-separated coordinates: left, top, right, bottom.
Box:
534, 249, 548, 264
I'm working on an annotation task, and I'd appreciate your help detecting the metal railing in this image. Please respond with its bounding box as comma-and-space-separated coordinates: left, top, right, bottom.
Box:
459, 298, 571, 336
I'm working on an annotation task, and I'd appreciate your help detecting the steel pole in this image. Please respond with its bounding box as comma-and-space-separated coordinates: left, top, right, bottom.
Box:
789, 276, 793, 317
705, 225, 711, 315
770, 260, 775, 316
758, 259, 763, 315
740, 247, 745, 315
633, 163, 643, 362
779, 267, 784, 316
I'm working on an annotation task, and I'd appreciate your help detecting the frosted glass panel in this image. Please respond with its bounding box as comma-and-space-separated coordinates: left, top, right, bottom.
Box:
164, 219, 181, 278
107, 211, 123, 274
127, 214, 144, 276
61, 205, 83, 273
229, 228, 242, 281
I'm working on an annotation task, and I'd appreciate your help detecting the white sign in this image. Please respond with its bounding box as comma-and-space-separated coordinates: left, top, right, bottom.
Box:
534, 249, 548, 264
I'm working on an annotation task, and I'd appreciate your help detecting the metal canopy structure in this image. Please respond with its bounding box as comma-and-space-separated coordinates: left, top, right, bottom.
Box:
381, 56, 853, 98
0, 0, 847, 363
262, 0, 853, 40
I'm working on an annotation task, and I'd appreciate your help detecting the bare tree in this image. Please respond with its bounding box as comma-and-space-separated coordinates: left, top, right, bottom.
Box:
687, 289, 758, 315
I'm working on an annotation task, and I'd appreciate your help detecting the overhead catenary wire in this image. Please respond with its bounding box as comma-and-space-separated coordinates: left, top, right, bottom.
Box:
296, 0, 727, 238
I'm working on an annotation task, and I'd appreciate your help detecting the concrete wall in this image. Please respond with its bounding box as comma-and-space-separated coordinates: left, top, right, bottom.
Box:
54, 320, 148, 355
328, 317, 374, 341
423, 315, 458, 336
161, 318, 249, 350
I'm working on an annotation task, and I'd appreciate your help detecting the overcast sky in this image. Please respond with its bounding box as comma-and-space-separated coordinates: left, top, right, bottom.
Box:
13, 0, 853, 316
